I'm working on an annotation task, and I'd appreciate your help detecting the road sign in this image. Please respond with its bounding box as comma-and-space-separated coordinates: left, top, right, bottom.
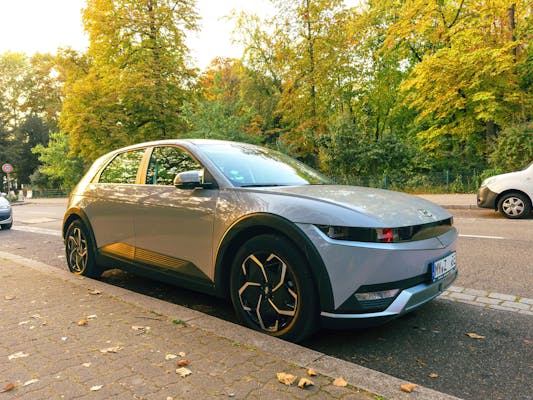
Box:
2, 163, 13, 174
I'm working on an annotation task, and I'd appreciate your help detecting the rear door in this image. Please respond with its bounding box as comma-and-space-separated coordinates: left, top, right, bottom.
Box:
87, 148, 146, 262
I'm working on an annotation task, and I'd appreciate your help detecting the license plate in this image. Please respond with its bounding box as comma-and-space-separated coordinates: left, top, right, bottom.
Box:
432, 252, 456, 280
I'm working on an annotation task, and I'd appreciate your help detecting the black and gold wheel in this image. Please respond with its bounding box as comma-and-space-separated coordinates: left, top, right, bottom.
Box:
230, 234, 318, 342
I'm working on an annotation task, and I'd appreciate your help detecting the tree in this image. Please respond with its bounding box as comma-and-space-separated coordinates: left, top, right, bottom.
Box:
382, 0, 533, 169
32, 131, 85, 190
184, 57, 265, 143
60, 0, 199, 163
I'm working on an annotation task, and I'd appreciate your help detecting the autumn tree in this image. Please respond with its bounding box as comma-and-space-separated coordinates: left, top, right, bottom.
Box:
0, 52, 62, 184
382, 0, 533, 170
60, 0, 199, 163
184, 57, 263, 143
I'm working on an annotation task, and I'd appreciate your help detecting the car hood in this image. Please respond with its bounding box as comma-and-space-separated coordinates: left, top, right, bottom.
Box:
249, 185, 451, 226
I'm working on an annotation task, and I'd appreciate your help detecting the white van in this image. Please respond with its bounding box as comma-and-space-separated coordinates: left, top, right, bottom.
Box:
477, 163, 533, 219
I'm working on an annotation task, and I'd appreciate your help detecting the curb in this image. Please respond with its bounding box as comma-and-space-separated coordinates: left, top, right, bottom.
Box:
0, 250, 462, 400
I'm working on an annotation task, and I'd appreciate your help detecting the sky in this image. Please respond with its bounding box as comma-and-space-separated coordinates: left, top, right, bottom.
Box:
0, 0, 274, 69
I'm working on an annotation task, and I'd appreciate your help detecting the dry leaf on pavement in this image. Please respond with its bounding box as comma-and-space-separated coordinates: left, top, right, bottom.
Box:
8, 351, 29, 360
298, 378, 314, 389
307, 368, 317, 376
88, 289, 101, 295
400, 383, 417, 393
4, 295, 15, 300
428, 373, 439, 379
276, 372, 297, 386
416, 359, 426, 367
165, 354, 178, 360
178, 351, 186, 357
0, 383, 15, 393
522, 339, 531, 345
466, 332, 485, 339
78, 317, 89, 326
90, 385, 103, 391
99, 346, 122, 353
23, 379, 39, 387
176, 359, 190, 367
332, 377, 347, 387
176, 367, 192, 377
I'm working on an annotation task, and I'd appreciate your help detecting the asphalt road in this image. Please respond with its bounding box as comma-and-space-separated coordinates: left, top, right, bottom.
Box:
2, 201, 532, 400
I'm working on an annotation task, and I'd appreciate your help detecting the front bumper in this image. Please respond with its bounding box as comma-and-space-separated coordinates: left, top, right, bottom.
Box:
320, 268, 457, 328
477, 186, 498, 209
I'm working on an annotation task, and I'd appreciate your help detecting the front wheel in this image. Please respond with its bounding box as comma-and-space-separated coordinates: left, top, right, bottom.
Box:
1, 222, 12, 230
497, 192, 531, 219
65, 220, 101, 278
230, 234, 318, 342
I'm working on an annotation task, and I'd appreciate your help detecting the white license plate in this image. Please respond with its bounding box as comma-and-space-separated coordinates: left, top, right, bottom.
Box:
432, 252, 456, 280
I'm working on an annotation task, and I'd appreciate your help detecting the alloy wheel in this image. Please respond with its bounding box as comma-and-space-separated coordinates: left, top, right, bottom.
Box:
501, 196, 525, 217
67, 226, 88, 274
236, 252, 298, 332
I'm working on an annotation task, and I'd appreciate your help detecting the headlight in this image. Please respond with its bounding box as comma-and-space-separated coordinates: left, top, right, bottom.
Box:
480, 177, 495, 188
0, 203, 10, 210
316, 218, 454, 243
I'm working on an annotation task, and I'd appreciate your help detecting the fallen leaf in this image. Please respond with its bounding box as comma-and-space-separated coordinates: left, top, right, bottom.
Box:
78, 318, 89, 326
176, 367, 192, 377
276, 372, 297, 386
4, 295, 15, 300
523, 339, 531, 345
90, 385, 103, 391
416, 359, 426, 367
176, 359, 190, 367
466, 332, 485, 339
23, 379, 39, 386
165, 354, 178, 360
307, 368, 317, 376
82, 362, 92, 367
88, 289, 101, 295
8, 351, 29, 360
178, 351, 186, 357
428, 373, 439, 379
87, 315, 97, 319
298, 378, 314, 389
0, 383, 15, 392
332, 377, 347, 387
400, 383, 417, 393
61, 337, 68, 341
99, 346, 122, 354
18, 320, 31, 325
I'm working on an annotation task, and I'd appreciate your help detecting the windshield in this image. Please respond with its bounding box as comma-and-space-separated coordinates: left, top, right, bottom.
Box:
198, 143, 332, 187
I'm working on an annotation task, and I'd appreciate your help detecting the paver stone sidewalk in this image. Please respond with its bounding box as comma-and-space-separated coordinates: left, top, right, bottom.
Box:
0, 258, 374, 399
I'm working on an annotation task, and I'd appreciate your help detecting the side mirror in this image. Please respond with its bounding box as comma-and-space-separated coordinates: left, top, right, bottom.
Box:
173, 170, 213, 190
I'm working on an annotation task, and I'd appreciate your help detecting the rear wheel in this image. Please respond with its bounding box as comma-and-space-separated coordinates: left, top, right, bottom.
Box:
65, 220, 101, 278
497, 192, 531, 219
230, 234, 318, 342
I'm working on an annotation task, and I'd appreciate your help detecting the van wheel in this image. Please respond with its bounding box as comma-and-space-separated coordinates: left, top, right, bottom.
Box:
498, 192, 531, 219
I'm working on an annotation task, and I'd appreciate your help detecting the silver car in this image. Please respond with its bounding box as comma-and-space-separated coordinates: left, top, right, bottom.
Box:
63, 139, 458, 342
0, 194, 13, 230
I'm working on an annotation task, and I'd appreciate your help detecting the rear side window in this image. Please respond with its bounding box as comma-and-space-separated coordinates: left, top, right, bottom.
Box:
99, 149, 145, 184
146, 146, 201, 186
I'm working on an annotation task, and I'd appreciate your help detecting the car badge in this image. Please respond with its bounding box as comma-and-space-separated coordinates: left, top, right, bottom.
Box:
418, 209, 433, 218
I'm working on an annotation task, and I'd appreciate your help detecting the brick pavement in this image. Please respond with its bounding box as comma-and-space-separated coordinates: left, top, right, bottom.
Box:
0, 253, 461, 400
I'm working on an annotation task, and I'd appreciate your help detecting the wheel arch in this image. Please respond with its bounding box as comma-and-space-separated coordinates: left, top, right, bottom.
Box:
214, 213, 334, 311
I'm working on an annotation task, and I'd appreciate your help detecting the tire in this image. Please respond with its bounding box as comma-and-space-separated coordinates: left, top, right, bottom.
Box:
229, 234, 318, 342
1, 222, 12, 230
497, 192, 531, 219
65, 220, 101, 278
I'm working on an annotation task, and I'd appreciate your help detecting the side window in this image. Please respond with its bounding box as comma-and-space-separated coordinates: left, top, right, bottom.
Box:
99, 149, 145, 184
146, 146, 202, 186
